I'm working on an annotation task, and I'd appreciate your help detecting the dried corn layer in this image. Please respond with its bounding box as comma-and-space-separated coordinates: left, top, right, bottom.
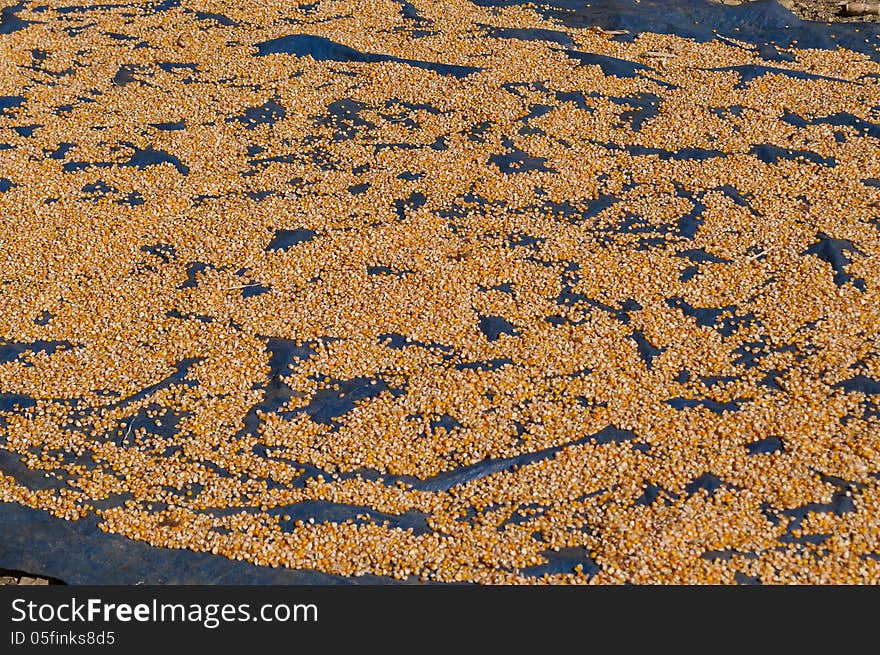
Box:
1, 0, 879, 584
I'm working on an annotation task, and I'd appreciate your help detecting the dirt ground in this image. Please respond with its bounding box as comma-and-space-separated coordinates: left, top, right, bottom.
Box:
780, 0, 879, 22
0, 576, 50, 585
713, 0, 880, 22
0, 569, 57, 585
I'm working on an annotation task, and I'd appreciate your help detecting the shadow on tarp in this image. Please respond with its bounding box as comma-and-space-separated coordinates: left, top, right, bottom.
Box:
0, 503, 412, 585
471, 0, 880, 61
